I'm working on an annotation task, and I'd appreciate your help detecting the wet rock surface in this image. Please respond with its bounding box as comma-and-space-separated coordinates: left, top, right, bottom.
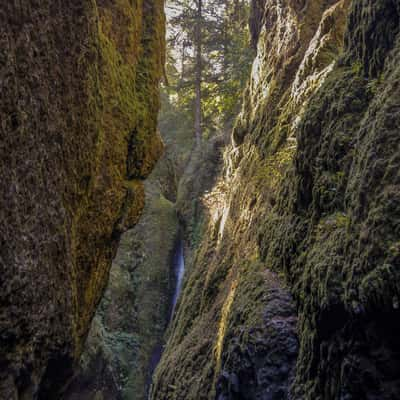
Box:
216, 272, 298, 400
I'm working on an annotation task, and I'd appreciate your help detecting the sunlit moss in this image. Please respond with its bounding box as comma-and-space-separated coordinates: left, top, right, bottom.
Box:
71, 0, 165, 356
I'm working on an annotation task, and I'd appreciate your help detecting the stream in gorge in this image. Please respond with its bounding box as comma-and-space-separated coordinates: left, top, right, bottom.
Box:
170, 239, 185, 320
147, 237, 186, 397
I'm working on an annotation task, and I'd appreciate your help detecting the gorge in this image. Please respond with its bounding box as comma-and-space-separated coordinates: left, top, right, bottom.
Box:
1, 0, 400, 399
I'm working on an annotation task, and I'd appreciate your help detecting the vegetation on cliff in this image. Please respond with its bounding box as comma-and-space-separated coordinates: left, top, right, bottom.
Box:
2, 0, 400, 399
152, 0, 400, 399
0, 0, 164, 398
63, 165, 180, 400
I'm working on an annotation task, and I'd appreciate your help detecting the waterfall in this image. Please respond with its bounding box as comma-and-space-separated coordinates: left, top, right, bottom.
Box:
147, 238, 185, 399
170, 239, 185, 319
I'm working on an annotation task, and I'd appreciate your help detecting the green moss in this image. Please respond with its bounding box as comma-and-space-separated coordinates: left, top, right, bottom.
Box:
351, 61, 362, 75
359, 263, 398, 309
152, 1, 400, 399
253, 145, 296, 188
190, 213, 206, 250
71, 0, 165, 355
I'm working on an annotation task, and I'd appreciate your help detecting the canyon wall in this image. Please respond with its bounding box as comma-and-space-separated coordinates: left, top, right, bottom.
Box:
62, 153, 180, 400
0, 0, 164, 398
61, 59, 209, 398
152, 0, 400, 399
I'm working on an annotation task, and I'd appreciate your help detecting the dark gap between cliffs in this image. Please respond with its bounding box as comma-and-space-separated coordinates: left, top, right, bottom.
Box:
146, 233, 186, 398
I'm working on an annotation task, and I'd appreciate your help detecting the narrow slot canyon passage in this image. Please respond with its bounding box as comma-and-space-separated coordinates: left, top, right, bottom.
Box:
2, 0, 400, 399
147, 237, 186, 398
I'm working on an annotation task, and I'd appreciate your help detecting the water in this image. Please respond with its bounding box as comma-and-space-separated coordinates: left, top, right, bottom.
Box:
147, 239, 185, 399
170, 239, 185, 319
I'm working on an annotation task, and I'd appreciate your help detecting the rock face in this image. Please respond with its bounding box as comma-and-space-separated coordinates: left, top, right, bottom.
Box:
62, 69, 199, 400
62, 159, 180, 400
151, 0, 400, 399
0, 0, 164, 398
215, 271, 298, 400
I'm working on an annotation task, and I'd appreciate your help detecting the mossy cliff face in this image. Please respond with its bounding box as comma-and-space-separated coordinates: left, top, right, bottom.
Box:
62, 159, 180, 400
0, 0, 164, 398
152, 1, 400, 399
63, 86, 195, 400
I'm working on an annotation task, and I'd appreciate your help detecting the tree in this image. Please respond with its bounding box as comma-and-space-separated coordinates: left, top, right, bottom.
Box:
194, 0, 203, 148
163, 0, 254, 146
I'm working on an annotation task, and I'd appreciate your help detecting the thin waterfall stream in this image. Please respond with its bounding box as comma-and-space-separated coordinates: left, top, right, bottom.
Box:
147, 237, 186, 397
170, 239, 185, 320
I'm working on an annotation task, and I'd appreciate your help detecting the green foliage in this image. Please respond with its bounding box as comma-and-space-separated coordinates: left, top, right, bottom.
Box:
366, 72, 384, 95
254, 145, 296, 188
161, 0, 254, 142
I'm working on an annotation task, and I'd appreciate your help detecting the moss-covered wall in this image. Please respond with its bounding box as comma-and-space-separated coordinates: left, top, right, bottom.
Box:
151, 0, 400, 399
62, 167, 179, 400
63, 68, 200, 400
0, 0, 164, 398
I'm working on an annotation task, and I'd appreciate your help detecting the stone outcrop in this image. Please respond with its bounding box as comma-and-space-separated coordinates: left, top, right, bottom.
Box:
0, 0, 164, 398
62, 73, 200, 400
62, 157, 180, 400
151, 0, 400, 399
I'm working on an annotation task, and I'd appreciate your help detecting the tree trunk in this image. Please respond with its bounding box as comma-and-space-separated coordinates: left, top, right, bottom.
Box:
194, 0, 202, 148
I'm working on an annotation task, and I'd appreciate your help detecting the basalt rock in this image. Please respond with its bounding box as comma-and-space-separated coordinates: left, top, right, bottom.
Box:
215, 271, 298, 400
0, 0, 164, 398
